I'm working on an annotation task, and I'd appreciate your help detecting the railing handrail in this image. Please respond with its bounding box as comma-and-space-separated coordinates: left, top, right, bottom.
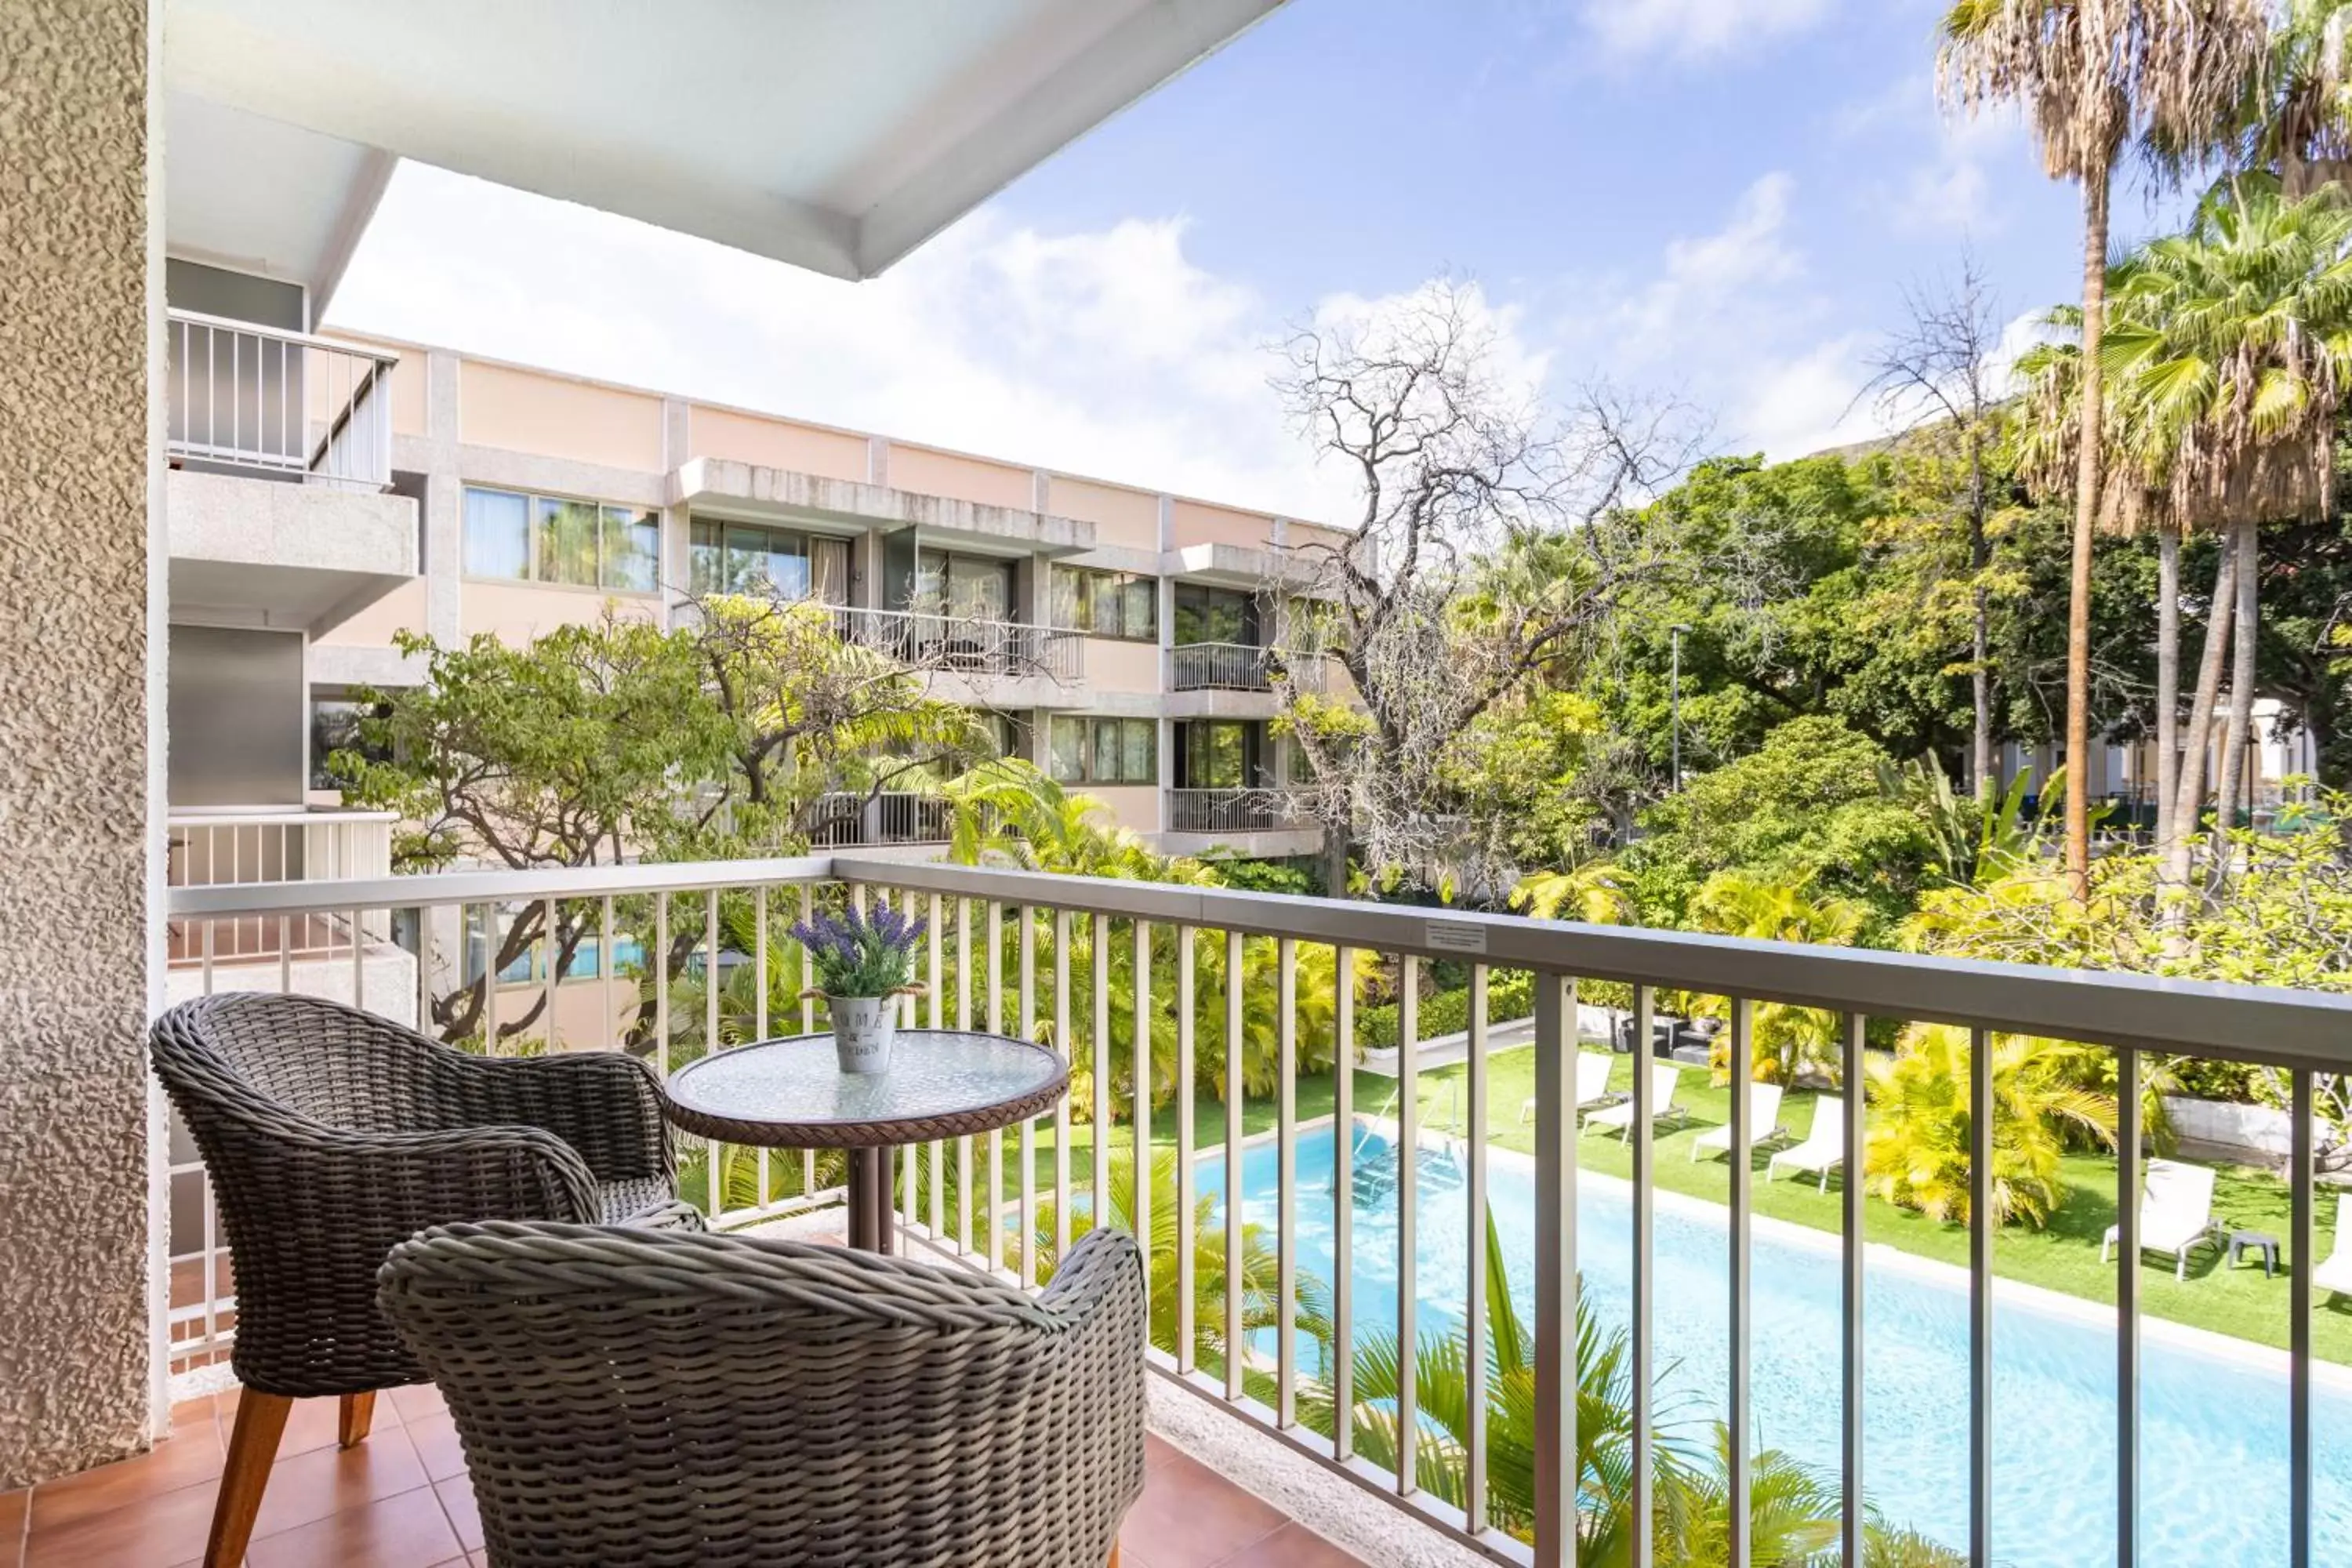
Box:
163, 307, 401, 365
169, 808, 401, 827
161, 851, 2352, 1067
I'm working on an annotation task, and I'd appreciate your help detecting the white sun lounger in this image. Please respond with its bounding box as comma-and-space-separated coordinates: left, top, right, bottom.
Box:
1766, 1095, 1846, 1191
2102, 1158, 2219, 1281
1519, 1051, 1617, 1124
2314, 1233, 2352, 1300
1691, 1080, 1786, 1162
1581, 1062, 1686, 1139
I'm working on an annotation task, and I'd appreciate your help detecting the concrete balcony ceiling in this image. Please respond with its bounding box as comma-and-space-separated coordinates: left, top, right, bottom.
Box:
163, 0, 1287, 292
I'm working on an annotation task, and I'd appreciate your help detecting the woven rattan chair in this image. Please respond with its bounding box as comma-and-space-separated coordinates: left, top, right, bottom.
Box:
150, 991, 698, 1568
377, 1219, 1149, 1567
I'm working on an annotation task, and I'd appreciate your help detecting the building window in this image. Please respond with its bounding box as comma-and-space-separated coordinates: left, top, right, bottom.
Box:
1047, 717, 1155, 785
914, 549, 1014, 621
309, 698, 390, 790
463, 485, 659, 593
1174, 583, 1261, 646
689, 518, 849, 601
1051, 566, 1157, 640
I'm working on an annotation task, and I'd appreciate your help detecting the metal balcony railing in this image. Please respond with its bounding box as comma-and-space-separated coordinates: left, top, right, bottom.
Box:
165, 809, 399, 967
159, 855, 2352, 1566
806, 791, 953, 848
1164, 787, 1308, 835
166, 310, 398, 491
835, 606, 1083, 681
1167, 640, 1331, 693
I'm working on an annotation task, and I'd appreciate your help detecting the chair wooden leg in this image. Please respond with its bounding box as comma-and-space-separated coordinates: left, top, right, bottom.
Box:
338, 1392, 376, 1448
208, 1391, 292, 1568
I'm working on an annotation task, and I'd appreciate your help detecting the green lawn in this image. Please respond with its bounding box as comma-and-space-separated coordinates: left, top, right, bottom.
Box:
759, 1044, 2352, 1365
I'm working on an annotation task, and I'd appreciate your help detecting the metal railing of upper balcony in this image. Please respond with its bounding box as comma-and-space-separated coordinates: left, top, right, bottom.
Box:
1168, 639, 1331, 693
833, 605, 1083, 682
165, 809, 398, 967
158, 855, 2352, 1567
1165, 786, 1310, 836
165, 309, 398, 492
807, 791, 953, 848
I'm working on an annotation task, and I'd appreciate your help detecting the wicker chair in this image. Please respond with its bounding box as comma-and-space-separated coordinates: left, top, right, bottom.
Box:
149, 992, 697, 1568
377, 1219, 1149, 1567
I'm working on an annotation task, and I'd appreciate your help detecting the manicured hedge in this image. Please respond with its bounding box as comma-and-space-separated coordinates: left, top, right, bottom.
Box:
1358, 968, 1536, 1048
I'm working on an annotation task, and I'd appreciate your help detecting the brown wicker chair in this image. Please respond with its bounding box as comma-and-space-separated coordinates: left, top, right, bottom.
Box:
149, 992, 698, 1568
377, 1219, 1149, 1567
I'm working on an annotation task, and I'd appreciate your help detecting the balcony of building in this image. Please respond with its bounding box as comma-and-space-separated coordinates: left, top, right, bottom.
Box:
130, 853, 2352, 1568
165, 309, 418, 634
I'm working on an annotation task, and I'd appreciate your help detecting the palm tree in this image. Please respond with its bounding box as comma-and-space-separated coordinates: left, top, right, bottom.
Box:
2227, 0, 2352, 197
2103, 176, 2352, 885
1940, 0, 2270, 900
1864, 1024, 2118, 1227
1304, 1209, 1966, 1563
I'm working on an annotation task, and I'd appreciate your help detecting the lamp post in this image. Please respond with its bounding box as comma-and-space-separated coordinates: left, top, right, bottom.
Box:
1670, 623, 1690, 792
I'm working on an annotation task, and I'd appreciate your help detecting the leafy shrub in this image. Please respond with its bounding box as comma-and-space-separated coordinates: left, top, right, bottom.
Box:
1359, 970, 1536, 1048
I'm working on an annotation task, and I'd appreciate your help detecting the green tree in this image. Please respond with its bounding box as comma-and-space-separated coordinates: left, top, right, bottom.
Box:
1620, 716, 1928, 934
335, 616, 733, 1044
1940, 0, 2270, 900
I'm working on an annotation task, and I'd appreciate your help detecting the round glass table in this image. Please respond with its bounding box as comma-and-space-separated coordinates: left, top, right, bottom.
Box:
660, 1029, 1069, 1254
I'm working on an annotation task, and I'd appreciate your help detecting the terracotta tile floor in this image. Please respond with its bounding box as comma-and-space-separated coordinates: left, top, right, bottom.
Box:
2, 1391, 1363, 1568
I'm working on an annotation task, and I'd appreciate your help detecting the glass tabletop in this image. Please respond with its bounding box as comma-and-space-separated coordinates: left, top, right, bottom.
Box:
662, 1029, 1065, 1136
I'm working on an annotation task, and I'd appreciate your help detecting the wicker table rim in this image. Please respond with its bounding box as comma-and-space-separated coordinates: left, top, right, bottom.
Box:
658, 1031, 1070, 1149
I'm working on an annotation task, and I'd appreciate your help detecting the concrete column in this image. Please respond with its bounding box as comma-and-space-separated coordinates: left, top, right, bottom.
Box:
423, 350, 463, 644
0, 0, 163, 1484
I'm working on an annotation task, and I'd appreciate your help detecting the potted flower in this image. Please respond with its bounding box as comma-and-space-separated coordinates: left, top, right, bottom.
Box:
792, 902, 925, 1073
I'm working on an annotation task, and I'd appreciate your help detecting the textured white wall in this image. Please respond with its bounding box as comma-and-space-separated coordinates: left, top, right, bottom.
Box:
0, 0, 158, 1487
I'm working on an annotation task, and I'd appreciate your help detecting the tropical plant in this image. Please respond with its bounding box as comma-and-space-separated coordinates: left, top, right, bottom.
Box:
1882, 754, 2060, 887
1939, 0, 2270, 899
1023, 1151, 1326, 1370
1512, 859, 1634, 924
1304, 1209, 1965, 1563
1864, 1024, 2118, 1226
1681, 871, 1867, 1083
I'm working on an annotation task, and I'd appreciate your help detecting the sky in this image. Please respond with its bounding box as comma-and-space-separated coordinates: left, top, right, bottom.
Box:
326, 0, 2184, 527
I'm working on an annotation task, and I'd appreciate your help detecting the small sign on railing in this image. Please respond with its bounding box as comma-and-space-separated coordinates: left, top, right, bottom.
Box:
1425, 919, 1488, 956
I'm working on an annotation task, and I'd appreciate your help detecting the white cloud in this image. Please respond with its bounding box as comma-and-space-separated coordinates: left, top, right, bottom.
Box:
1581, 0, 1835, 64
330, 163, 1356, 520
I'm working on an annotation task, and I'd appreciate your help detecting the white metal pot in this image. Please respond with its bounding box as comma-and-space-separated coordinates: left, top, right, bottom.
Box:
829, 994, 898, 1074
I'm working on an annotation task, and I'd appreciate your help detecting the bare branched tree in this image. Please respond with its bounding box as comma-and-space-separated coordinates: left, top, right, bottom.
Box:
1269, 279, 1709, 896
1858, 253, 2011, 802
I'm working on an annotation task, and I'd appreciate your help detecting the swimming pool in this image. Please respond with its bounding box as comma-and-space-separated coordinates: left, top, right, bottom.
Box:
1197, 1119, 2350, 1566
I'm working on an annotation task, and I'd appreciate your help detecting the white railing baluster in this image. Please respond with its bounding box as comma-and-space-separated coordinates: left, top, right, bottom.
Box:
1533, 971, 1577, 1567
755, 887, 771, 1204
1175, 925, 1197, 1371
1134, 917, 1152, 1338
1969, 1023, 1993, 1568
1276, 935, 1297, 1428
928, 893, 945, 1243
2116, 1040, 2139, 1568
1054, 908, 1073, 1263
652, 895, 666, 1077
1633, 984, 1657, 1566
1093, 913, 1112, 1231
1020, 903, 1038, 1288
2292, 1069, 2315, 1568
1396, 953, 1420, 1496
989, 899, 1004, 1272
1332, 943, 1356, 1465
1730, 997, 1754, 1568
1223, 927, 1244, 1403
957, 896, 973, 1254
1465, 962, 1489, 1531
705, 888, 723, 1225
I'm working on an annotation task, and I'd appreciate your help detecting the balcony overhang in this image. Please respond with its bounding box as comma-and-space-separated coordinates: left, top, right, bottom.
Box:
167, 469, 417, 633
1163, 541, 1322, 591
674, 457, 1095, 558
164, 0, 1287, 282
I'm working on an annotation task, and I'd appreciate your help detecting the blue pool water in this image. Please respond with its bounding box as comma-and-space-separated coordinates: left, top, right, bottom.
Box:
1197, 1120, 2350, 1566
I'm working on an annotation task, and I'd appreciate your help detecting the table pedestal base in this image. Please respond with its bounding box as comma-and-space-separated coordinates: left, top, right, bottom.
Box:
847, 1146, 895, 1254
